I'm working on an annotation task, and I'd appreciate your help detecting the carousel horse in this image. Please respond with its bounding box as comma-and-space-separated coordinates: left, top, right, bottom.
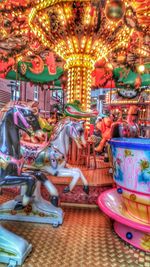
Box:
0, 101, 37, 209
51, 119, 89, 193
0, 101, 39, 265
21, 118, 89, 194
0, 101, 63, 265
0, 101, 60, 207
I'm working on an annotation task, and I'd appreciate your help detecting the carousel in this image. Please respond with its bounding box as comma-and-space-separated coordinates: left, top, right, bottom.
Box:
0, 0, 149, 266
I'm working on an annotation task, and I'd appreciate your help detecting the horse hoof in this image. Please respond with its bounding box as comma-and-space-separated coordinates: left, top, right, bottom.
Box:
51, 196, 59, 207
14, 202, 24, 210
63, 186, 70, 193
83, 185, 89, 194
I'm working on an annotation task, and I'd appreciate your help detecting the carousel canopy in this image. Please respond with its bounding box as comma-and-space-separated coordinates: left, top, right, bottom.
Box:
113, 63, 150, 88
6, 61, 63, 84
0, 0, 149, 107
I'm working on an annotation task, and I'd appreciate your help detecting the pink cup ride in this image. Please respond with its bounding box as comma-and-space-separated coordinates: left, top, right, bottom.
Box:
98, 138, 150, 252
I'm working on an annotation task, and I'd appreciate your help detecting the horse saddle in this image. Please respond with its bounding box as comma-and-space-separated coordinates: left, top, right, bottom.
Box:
20, 140, 49, 161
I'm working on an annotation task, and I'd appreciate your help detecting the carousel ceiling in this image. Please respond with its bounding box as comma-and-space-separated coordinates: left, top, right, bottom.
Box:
0, 0, 149, 78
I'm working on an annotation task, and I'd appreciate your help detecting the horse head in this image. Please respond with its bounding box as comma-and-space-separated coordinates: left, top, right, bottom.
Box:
1, 101, 40, 136
0, 101, 40, 158
48, 145, 64, 169
66, 121, 86, 149
13, 102, 40, 135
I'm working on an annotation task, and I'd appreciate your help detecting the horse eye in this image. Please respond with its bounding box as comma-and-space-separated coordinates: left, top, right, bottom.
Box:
20, 109, 26, 115
20, 109, 31, 116
28, 116, 33, 120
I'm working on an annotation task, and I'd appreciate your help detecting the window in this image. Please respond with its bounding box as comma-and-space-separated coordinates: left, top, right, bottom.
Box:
34, 86, 39, 101
52, 90, 63, 103
10, 81, 20, 100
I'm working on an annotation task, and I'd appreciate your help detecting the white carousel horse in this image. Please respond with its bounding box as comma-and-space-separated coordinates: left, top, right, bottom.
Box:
50, 119, 89, 193
21, 119, 89, 194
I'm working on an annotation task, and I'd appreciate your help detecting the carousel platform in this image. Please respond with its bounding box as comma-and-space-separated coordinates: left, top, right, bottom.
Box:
43, 158, 114, 206
0, 158, 113, 207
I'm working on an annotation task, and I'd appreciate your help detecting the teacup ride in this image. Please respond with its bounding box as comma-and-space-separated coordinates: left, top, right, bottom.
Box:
98, 138, 150, 252
0, 102, 63, 232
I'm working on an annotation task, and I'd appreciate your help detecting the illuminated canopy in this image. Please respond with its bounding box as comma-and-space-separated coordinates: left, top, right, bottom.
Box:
0, 0, 149, 110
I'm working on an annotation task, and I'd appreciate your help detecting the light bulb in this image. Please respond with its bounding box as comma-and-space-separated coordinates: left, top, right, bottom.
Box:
138, 64, 145, 73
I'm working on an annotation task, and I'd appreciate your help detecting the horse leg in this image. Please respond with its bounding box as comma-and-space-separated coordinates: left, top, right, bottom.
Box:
56, 168, 89, 194
68, 167, 89, 194
33, 171, 59, 207
1, 174, 36, 209
22, 170, 59, 207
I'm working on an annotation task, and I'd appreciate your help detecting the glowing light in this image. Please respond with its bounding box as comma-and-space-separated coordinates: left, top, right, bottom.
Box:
107, 63, 113, 70
1, 0, 145, 116
137, 64, 145, 73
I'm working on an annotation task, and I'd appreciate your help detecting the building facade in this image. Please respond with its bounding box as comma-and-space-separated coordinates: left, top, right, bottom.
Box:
0, 78, 64, 117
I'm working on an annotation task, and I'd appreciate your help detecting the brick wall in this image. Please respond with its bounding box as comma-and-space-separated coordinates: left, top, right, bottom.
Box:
0, 78, 11, 108
0, 79, 64, 116
20, 82, 51, 115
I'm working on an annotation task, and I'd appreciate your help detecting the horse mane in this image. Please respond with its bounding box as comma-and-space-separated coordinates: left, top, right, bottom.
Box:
0, 101, 38, 121
50, 118, 71, 141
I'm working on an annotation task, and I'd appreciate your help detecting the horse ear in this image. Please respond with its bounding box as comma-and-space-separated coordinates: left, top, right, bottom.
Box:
33, 102, 39, 108
28, 101, 38, 108
28, 101, 38, 114
32, 107, 38, 115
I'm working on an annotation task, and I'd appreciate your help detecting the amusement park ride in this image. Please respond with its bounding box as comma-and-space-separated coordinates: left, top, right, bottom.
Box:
0, 0, 149, 266
0, 100, 95, 265
0, 0, 149, 109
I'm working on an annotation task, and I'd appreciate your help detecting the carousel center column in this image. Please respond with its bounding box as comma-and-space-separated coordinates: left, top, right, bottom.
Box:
65, 54, 94, 163
65, 54, 94, 112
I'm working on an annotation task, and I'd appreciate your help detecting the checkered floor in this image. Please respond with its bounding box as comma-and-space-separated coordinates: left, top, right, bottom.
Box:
0, 207, 149, 267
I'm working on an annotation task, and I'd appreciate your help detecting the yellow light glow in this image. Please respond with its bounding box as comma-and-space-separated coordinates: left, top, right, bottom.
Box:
25, 0, 146, 116
137, 64, 145, 73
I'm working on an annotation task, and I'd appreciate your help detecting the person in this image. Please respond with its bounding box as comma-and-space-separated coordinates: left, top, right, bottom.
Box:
95, 115, 113, 153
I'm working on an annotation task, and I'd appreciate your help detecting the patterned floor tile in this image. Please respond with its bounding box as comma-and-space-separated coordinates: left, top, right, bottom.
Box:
0, 207, 149, 267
